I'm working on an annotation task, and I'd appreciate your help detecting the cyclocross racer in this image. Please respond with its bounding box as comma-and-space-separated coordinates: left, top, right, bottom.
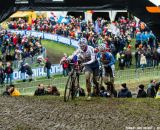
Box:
68, 38, 99, 100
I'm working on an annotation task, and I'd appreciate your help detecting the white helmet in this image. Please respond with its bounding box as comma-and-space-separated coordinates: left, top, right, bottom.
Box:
78, 38, 88, 46
98, 44, 106, 52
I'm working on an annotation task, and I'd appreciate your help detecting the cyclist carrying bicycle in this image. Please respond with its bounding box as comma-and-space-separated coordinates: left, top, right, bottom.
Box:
98, 44, 115, 84
68, 38, 99, 100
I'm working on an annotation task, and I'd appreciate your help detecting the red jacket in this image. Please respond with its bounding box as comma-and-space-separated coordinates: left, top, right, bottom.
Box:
13, 36, 18, 45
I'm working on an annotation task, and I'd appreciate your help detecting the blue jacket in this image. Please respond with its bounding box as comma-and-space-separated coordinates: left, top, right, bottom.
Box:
136, 33, 141, 41
99, 52, 115, 67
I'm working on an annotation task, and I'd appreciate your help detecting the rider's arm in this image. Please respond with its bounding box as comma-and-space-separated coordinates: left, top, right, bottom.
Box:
68, 49, 81, 60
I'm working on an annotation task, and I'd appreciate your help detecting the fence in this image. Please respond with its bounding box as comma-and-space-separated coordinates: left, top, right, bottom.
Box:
0, 67, 160, 95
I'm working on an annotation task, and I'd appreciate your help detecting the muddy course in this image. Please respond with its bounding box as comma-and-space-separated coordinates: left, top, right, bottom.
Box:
0, 96, 160, 130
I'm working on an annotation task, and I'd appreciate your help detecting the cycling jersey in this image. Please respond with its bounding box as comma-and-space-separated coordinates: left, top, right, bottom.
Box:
72, 45, 97, 65
99, 52, 115, 67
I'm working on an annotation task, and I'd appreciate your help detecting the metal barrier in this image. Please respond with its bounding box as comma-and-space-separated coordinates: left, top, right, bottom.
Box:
0, 67, 160, 95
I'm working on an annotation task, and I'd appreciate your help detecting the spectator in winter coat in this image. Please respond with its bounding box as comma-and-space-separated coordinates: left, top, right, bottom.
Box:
60, 53, 69, 77
0, 61, 5, 85
118, 83, 132, 98
24, 63, 33, 82
44, 58, 51, 79
4, 62, 13, 84
3, 84, 21, 96
137, 84, 147, 98
34, 84, 47, 96
19, 62, 26, 82
105, 82, 117, 97
140, 53, 147, 71
9, 84, 21, 96
45, 85, 60, 96
147, 80, 156, 98
2, 86, 11, 96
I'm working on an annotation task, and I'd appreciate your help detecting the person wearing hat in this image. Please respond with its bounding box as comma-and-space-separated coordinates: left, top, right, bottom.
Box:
98, 43, 115, 84
137, 84, 147, 98
68, 37, 99, 100
118, 83, 132, 98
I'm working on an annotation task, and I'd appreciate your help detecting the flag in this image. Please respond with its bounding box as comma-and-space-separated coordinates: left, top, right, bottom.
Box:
57, 16, 69, 24
50, 12, 57, 21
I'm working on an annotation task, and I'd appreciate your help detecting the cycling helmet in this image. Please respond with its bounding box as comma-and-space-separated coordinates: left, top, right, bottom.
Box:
78, 37, 88, 46
98, 44, 106, 52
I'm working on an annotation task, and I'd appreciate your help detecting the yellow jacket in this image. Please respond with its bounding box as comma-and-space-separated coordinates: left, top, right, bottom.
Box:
155, 90, 160, 99
11, 89, 21, 96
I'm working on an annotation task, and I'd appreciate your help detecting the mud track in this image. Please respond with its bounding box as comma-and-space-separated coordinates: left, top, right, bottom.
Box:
0, 96, 160, 130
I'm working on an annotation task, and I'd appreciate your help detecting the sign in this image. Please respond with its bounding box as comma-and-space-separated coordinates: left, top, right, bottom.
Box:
57, 36, 70, 45
44, 33, 58, 41
13, 64, 63, 80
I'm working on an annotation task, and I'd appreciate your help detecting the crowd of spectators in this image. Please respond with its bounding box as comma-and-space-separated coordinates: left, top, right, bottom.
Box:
0, 27, 50, 85
34, 84, 60, 96
8, 15, 157, 70
0, 29, 44, 63
4, 15, 160, 83
2, 79, 160, 99
91, 79, 160, 98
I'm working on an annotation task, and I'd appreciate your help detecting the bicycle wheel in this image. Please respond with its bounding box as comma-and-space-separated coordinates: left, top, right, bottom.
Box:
71, 75, 79, 100
64, 75, 72, 102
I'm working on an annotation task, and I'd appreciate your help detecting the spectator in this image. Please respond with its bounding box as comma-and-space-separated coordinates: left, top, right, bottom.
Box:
19, 62, 26, 82
2, 86, 11, 96
44, 58, 51, 79
105, 82, 117, 97
34, 84, 47, 96
4, 62, 13, 84
46, 85, 60, 96
118, 83, 132, 98
147, 80, 156, 98
137, 84, 147, 98
155, 87, 160, 99
60, 53, 69, 77
8, 84, 21, 96
24, 63, 33, 82
0, 61, 5, 85
140, 53, 147, 71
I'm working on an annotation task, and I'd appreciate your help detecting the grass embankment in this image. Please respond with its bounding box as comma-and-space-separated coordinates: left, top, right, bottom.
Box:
42, 40, 75, 64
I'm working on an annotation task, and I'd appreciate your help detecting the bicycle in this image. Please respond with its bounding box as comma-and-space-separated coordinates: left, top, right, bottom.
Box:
64, 61, 81, 102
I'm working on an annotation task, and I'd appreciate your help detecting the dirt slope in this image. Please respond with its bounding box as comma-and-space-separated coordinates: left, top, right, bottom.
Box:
0, 96, 160, 130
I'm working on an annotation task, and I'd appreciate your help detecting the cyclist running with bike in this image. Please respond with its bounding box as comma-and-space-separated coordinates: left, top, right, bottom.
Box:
98, 44, 115, 84
68, 38, 99, 100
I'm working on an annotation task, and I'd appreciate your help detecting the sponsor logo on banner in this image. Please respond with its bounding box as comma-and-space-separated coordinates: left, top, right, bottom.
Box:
57, 36, 71, 45
25, 31, 31, 36
9, 30, 25, 35
44, 33, 58, 41
13, 64, 63, 80
30, 31, 43, 38
70, 39, 79, 48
